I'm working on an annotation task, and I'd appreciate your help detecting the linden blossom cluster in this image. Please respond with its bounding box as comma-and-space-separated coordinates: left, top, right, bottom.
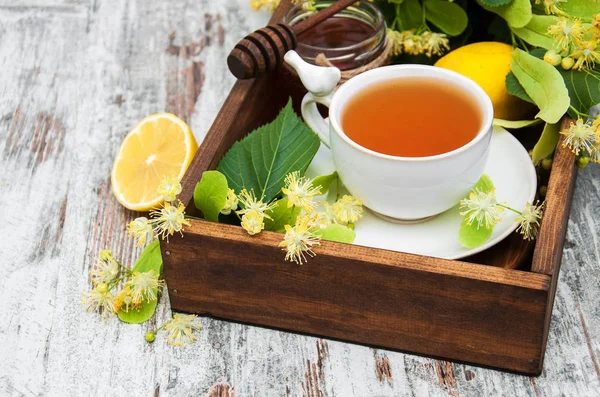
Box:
543, 15, 600, 72
82, 177, 202, 347
459, 189, 544, 241
232, 171, 364, 264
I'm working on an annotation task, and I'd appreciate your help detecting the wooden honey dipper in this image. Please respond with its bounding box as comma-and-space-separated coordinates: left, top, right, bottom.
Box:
228, 0, 359, 79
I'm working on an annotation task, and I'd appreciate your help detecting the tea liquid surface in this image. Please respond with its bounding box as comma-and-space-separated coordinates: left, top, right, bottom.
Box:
341, 78, 482, 157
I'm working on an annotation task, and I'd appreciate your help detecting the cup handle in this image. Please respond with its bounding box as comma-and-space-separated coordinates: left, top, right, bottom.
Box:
284, 50, 341, 148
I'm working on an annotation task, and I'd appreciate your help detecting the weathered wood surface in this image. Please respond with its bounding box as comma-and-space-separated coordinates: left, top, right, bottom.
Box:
0, 0, 599, 395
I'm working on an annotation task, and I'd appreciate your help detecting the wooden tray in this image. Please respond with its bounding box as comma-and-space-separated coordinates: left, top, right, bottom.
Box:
161, 0, 577, 375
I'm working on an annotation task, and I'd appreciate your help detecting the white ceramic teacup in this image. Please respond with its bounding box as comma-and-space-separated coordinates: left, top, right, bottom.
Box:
284, 51, 494, 221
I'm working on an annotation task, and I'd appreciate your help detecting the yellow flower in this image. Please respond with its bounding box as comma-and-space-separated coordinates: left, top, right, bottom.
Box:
516, 201, 544, 241
157, 176, 182, 202
113, 286, 140, 313
593, 116, 600, 136
126, 270, 165, 304
387, 29, 405, 57
459, 189, 504, 229
590, 141, 600, 163
127, 217, 154, 247
548, 17, 584, 50
241, 210, 265, 235
279, 218, 321, 265
332, 195, 364, 224
236, 189, 276, 219
250, 0, 279, 11
164, 314, 203, 346
403, 32, 424, 56
421, 31, 450, 58
572, 40, 600, 71
81, 282, 115, 318
535, 0, 566, 15
150, 200, 190, 241
90, 250, 119, 284
220, 189, 239, 215
281, 171, 321, 213
560, 118, 596, 155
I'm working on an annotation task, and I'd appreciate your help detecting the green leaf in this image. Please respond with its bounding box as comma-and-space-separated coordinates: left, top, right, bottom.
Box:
217, 98, 320, 203
118, 240, 163, 324
477, 0, 513, 6
398, 0, 423, 30
511, 15, 559, 50
510, 49, 570, 124
558, 67, 600, 119
477, 0, 532, 28
506, 72, 534, 104
424, 0, 468, 36
316, 224, 356, 244
532, 122, 561, 162
458, 175, 495, 249
264, 197, 302, 233
561, 0, 597, 22
194, 170, 229, 222
493, 118, 542, 129
312, 171, 338, 194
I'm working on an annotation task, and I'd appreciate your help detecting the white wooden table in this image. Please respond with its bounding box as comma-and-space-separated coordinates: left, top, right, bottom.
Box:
1, 1, 599, 395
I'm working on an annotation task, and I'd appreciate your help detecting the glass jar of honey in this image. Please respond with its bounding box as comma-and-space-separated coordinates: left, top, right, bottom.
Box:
283, 0, 387, 71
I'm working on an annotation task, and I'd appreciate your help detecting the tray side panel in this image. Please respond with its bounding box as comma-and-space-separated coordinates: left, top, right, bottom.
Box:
163, 222, 551, 375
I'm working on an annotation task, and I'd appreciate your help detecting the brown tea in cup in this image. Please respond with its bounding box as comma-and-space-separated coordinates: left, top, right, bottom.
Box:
341, 77, 483, 157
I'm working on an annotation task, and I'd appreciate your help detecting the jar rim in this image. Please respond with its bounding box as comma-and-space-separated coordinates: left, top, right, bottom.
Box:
283, 0, 386, 54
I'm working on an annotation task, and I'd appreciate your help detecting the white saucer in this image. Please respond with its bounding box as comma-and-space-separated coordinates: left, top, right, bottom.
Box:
305, 127, 537, 260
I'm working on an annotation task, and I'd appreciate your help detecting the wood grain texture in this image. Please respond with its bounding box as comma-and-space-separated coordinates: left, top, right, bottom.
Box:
1, 0, 600, 395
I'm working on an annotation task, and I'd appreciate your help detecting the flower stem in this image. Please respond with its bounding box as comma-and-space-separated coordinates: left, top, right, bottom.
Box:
498, 203, 522, 215
569, 105, 594, 119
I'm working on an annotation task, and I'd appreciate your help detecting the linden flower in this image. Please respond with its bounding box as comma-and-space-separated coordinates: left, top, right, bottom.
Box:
572, 40, 600, 71
548, 18, 585, 50
164, 314, 203, 346
403, 32, 424, 56
82, 282, 115, 318
220, 189, 239, 215
157, 176, 182, 202
250, 0, 279, 11
516, 202, 544, 241
113, 286, 141, 313
127, 270, 165, 304
150, 200, 190, 241
560, 118, 596, 155
332, 195, 364, 224
281, 171, 321, 213
236, 189, 276, 219
279, 218, 321, 265
421, 31, 450, 58
590, 142, 600, 163
459, 189, 504, 229
241, 210, 264, 235
387, 29, 405, 57
90, 250, 119, 284
535, 0, 566, 15
127, 217, 154, 247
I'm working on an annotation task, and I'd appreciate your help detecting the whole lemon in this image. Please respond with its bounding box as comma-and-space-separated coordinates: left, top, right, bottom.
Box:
434, 42, 528, 120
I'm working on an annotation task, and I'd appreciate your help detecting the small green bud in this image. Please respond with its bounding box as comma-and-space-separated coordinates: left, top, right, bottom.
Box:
347, 222, 355, 230
541, 158, 553, 170
96, 282, 109, 294
539, 186, 547, 197
561, 56, 574, 70
577, 156, 590, 168
544, 50, 561, 66
145, 332, 156, 343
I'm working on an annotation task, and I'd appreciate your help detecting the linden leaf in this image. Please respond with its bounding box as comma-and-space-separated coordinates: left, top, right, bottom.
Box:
477, 0, 532, 28
510, 48, 570, 124
506, 72, 534, 104
511, 15, 559, 51
316, 224, 356, 244
264, 197, 302, 233
532, 122, 561, 163
424, 0, 468, 36
118, 240, 163, 324
312, 171, 338, 194
217, 98, 320, 203
560, 0, 597, 22
458, 175, 495, 249
194, 170, 229, 222
397, 0, 423, 30
477, 0, 513, 6
493, 118, 542, 129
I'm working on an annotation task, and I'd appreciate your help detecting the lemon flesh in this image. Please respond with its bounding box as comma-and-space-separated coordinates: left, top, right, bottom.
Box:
111, 113, 197, 211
